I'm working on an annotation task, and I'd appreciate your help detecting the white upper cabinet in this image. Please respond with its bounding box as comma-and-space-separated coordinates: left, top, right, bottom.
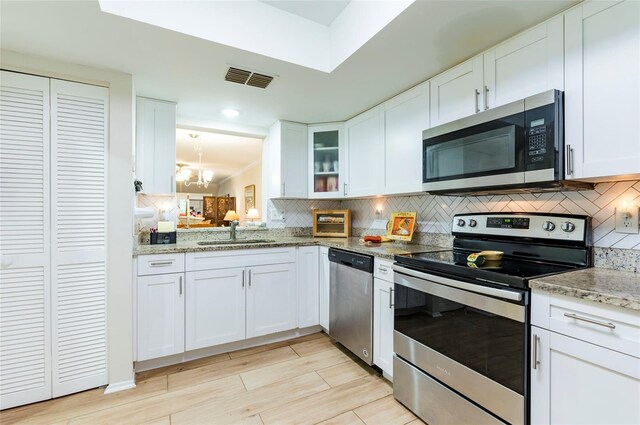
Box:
430, 56, 484, 127
308, 123, 346, 199
266, 121, 308, 199
382, 82, 430, 195
135, 97, 176, 195
345, 107, 384, 197
565, 0, 640, 181
483, 16, 564, 109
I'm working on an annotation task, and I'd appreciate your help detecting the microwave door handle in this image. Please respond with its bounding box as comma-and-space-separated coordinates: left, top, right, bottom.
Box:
391, 265, 523, 302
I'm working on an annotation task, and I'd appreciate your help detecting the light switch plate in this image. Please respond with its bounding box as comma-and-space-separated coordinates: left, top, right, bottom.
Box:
615, 207, 639, 234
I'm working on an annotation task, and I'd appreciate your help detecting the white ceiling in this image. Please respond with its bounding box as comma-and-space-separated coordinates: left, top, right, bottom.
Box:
0, 1, 578, 134
260, 0, 351, 26
176, 129, 262, 183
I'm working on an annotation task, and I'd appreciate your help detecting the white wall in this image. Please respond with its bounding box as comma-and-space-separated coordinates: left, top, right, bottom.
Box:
0, 50, 136, 388
217, 162, 262, 223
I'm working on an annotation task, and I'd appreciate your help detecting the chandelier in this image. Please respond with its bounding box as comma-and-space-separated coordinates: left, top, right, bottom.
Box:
177, 133, 214, 188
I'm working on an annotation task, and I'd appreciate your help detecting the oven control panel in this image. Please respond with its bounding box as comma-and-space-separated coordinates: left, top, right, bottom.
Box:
452, 213, 588, 242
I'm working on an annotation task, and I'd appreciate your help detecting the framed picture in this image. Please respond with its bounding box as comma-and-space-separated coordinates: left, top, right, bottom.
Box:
244, 184, 255, 213
386, 211, 417, 241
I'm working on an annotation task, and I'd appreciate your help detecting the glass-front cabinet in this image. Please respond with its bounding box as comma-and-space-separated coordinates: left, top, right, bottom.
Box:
308, 123, 345, 199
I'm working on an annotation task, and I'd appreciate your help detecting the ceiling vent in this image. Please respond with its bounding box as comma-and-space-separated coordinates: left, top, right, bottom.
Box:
225, 67, 274, 89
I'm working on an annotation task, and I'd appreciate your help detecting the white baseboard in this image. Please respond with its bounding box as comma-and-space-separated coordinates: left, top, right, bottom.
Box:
135, 325, 323, 373
103, 380, 136, 394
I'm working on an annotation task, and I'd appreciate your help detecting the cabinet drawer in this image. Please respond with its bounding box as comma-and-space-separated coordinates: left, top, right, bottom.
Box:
137, 253, 185, 276
186, 247, 296, 271
532, 290, 640, 358
374, 258, 394, 283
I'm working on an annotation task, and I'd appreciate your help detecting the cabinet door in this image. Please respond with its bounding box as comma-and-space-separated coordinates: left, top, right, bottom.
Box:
246, 263, 297, 338
319, 247, 330, 331
484, 15, 563, 109
531, 326, 640, 425
136, 97, 176, 194
0, 71, 52, 410
565, 1, 640, 180
430, 56, 484, 126
185, 268, 245, 350
297, 247, 319, 328
308, 123, 345, 199
373, 277, 394, 379
280, 121, 308, 198
137, 273, 185, 361
382, 83, 429, 195
345, 107, 384, 197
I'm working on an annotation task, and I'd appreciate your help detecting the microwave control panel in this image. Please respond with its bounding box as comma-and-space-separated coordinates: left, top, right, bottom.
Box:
524, 100, 559, 172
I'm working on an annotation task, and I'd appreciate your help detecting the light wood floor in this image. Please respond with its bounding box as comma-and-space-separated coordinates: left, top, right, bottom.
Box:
1, 332, 424, 425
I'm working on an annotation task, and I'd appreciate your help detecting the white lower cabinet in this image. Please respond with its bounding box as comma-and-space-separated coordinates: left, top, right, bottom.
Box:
373, 258, 395, 379
246, 263, 297, 338
137, 273, 185, 361
319, 247, 330, 331
531, 290, 640, 424
185, 268, 246, 350
297, 246, 320, 328
373, 277, 394, 379
531, 326, 640, 425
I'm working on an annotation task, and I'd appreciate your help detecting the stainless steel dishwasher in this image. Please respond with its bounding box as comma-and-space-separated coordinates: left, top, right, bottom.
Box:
328, 248, 374, 365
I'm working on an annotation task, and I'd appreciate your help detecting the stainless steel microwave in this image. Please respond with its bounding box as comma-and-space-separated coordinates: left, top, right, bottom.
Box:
422, 90, 586, 194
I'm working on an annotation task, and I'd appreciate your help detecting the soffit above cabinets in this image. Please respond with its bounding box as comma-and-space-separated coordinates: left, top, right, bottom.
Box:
2, 1, 578, 130
98, 0, 413, 73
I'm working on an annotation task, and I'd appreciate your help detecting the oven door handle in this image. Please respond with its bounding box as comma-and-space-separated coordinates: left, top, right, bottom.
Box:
391, 265, 523, 302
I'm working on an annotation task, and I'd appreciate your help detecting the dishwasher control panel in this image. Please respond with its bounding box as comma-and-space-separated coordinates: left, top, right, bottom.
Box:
328, 248, 373, 273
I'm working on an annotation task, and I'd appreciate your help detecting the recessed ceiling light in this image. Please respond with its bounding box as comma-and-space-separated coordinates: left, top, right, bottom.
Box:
221, 108, 240, 119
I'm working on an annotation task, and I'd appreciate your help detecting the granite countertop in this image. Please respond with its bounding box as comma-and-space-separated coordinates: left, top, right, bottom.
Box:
530, 268, 640, 311
133, 237, 447, 261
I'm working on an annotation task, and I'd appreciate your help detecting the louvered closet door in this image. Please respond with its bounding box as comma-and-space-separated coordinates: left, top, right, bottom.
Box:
0, 71, 52, 409
50, 79, 108, 397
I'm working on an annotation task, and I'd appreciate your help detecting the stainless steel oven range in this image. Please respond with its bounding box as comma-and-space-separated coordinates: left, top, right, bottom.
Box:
392, 213, 592, 425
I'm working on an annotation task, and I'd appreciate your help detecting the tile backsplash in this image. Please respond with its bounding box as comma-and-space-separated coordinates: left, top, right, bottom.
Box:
268, 180, 640, 250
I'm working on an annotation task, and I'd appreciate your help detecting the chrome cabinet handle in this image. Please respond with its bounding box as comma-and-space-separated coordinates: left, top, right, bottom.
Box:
564, 312, 615, 329
566, 145, 574, 176
389, 288, 394, 309
242, 270, 245, 288
170, 175, 175, 194
378, 266, 388, 273
179, 275, 183, 295
532, 333, 540, 370
474, 89, 480, 113
282, 181, 285, 197
150, 261, 173, 266
248, 269, 252, 288
343, 182, 347, 196
484, 85, 489, 110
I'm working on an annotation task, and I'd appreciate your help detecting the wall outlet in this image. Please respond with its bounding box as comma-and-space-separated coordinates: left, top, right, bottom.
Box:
615, 207, 639, 234
270, 208, 285, 222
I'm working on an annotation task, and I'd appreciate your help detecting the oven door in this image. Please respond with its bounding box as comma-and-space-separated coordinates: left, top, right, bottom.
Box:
423, 103, 526, 193
392, 266, 528, 425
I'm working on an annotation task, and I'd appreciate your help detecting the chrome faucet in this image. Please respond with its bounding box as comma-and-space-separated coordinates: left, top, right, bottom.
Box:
229, 220, 239, 240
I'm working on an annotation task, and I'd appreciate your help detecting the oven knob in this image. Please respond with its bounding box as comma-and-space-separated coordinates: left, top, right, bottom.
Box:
561, 222, 576, 233
457, 219, 466, 227
542, 221, 556, 232
468, 219, 477, 228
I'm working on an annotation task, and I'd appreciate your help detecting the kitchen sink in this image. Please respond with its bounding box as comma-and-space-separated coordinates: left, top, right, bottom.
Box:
197, 239, 277, 245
